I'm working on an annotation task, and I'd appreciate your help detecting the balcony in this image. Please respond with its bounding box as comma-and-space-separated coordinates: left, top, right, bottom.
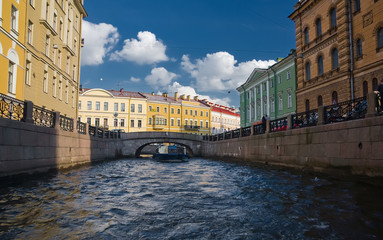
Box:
184, 125, 200, 131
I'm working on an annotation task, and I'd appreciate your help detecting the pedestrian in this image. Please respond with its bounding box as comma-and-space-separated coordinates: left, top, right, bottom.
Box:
261, 116, 266, 131
377, 79, 383, 110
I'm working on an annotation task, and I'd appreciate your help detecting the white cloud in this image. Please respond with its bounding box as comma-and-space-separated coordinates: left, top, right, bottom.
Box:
81, 21, 119, 66
110, 31, 169, 65
145, 67, 177, 88
165, 82, 232, 107
181, 52, 276, 92
130, 77, 141, 82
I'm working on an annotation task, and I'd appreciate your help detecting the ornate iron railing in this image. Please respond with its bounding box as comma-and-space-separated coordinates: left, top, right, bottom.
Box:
0, 93, 24, 121
33, 105, 55, 128
77, 121, 86, 134
60, 115, 74, 131
270, 117, 288, 132
218, 133, 224, 141
292, 109, 318, 129
325, 96, 367, 124
241, 126, 251, 137
253, 123, 265, 135
88, 125, 96, 136
224, 131, 232, 139
97, 128, 104, 138
232, 129, 240, 138
104, 130, 110, 138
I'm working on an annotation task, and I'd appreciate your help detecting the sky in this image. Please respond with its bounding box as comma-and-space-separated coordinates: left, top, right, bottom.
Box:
80, 0, 297, 108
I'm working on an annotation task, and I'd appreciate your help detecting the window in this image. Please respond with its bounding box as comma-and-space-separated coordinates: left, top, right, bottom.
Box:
206, 112, 209, 117
96, 101, 100, 110
45, 2, 49, 20
131, 104, 135, 112
305, 99, 310, 112
52, 76, 56, 97
138, 104, 142, 113
43, 71, 48, 93
138, 120, 142, 128
200, 120, 203, 127
287, 71, 291, 80
25, 61, 31, 85
332, 48, 339, 69
45, 35, 50, 57
185, 119, 188, 126
79, 101, 81, 110
8, 62, 16, 94
121, 119, 125, 127
373, 78, 378, 91
306, 62, 311, 81
164, 107, 167, 113
59, 20, 63, 40
278, 94, 283, 111
121, 103, 125, 112
171, 119, 174, 126
177, 119, 181, 126
27, 21, 33, 44
148, 117, 152, 125
205, 121, 209, 128
130, 120, 134, 128
104, 102, 108, 111
270, 79, 274, 88
11, 6, 18, 31
287, 92, 292, 108
65, 84, 68, 103
330, 8, 337, 28
74, 38, 77, 50
278, 76, 282, 84
318, 95, 323, 107
316, 18, 322, 37
53, 12, 57, 31
114, 103, 118, 111
87, 118, 91, 125
200, 111, 203, 116
73, 65, 76, 81
58, 50, 61, 67
59, 80, 62, 100
104, 118, 108, 127
363, 81, 368, 97
356, 39, 363, 58
354, 0, 360, 12
304, 27, 309, 44
87, 101, 92, 110
95, 118, 100, 127
177, 109, 181, 114
149, 106, 152, 112
75, 15, 79, 30
156, 107, 160, 112
185, 109, 188, 115
171, 108, 174, 114
270, 97, 275, 113
317, 55, 324, 75
332, 91, 338, 105
114, 119, 118, 127
378, 28, 383, 50
66, 56, 70, 73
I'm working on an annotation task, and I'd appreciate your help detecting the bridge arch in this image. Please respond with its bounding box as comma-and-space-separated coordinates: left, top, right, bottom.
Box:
134, 141, 194, 158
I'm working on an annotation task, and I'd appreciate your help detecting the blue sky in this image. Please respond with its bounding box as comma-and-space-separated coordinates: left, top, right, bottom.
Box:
80, 0, 297, 108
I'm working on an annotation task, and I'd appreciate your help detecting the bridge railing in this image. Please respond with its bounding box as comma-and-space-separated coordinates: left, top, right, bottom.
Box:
0, 94, 121, 139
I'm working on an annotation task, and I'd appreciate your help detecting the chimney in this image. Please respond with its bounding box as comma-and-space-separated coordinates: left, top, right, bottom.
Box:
80, 84, 83, 91
187, 95, 190, 101
180, 94, 185, 100
163, 92, 168, 97
120, 88, 124, 92
194, 96, 198, 101
174, 92, 178, 100
151, 92, 155, 95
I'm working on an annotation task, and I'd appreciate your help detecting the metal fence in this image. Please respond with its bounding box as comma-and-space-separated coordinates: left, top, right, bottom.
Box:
292, 109, 318, 129
270, 117, 288, 133
253, 123, 265, 135
33, 105, 55, 128
60, 115, 74, 132
0, 93, 24, 121
325, 96, 367, 124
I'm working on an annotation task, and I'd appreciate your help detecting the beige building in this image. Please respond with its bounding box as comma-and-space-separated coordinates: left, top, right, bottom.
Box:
23, 0, 87, 118
78, 88, 147, 132
201, 100, 240, 134
289, 0, 383, 112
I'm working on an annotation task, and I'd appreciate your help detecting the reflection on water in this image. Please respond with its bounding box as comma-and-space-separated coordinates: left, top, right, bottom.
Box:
0, 158, 383, 239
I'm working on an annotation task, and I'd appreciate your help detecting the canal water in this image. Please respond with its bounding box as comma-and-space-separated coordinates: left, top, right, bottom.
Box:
1, 158, 383, 239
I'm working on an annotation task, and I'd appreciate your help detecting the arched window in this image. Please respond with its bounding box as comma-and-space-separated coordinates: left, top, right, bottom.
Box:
305, 99, 310, 112
373, 78, 378, 91
332, 48, 339, 69
316, 18, 322, 37
332, 91, 338, 105
363, 81, 368, 97
378, 28, 383, 49
356, 39, 363, 58
330, 8, 337, 28
304, 27, 309, 45
306, 62, 311, 81
318, 55, 324, 75
318, 95, 323, 107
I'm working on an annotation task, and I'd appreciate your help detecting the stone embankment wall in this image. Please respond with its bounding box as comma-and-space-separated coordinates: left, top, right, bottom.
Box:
0, 118, 123, 177
201, 116, 383, 177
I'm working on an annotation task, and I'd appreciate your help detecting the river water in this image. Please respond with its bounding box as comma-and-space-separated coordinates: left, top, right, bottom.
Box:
0, 158, 383, 239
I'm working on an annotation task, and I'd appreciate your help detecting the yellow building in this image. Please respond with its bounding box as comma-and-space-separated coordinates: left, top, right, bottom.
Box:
143, 92, 211, 135
0, 0, 27, 100
23, 0, 87, 119
78, 88, 147, 132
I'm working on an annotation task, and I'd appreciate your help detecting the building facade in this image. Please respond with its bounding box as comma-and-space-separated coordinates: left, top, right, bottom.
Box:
78, 88, 147, 132
201, 100, 240, 134
78, 89, 212, 134
237, 52, 297, 127
289, 0, 383, 112
0, 0, 27, 100
23, 0, 86, 118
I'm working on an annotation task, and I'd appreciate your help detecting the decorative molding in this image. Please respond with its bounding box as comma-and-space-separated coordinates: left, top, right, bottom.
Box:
363, 11, 373, 28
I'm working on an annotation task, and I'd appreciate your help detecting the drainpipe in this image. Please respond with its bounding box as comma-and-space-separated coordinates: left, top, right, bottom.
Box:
240, 85, 247, 127
270, 67, 278, 119
348, 0, 355, 100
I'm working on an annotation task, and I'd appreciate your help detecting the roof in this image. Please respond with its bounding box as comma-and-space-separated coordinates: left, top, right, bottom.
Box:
211, 106, 240, 117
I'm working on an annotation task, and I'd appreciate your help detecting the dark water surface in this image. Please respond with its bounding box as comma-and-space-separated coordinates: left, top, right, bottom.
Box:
1, 158, 383, 239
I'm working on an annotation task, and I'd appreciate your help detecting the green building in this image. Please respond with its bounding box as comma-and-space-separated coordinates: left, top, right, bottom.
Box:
237, 51, 297, 127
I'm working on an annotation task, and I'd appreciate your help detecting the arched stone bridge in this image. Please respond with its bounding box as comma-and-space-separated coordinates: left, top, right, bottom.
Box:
118, 132, 204, 158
